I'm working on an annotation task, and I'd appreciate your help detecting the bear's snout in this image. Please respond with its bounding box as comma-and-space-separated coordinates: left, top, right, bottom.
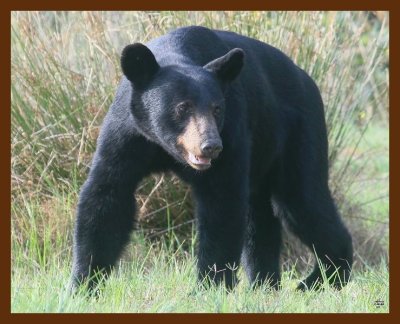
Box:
201, 139, 223, 159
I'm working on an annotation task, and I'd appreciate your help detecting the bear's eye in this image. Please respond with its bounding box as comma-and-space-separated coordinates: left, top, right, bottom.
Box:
213, 105, 222, 116
176, 102, 192, 116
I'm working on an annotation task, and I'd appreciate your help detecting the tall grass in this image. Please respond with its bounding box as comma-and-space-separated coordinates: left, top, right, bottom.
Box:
11, 11, 389, 278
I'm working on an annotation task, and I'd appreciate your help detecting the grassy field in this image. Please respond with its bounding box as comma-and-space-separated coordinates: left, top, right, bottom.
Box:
11, 236, 389, 313
11, 11, 389, 313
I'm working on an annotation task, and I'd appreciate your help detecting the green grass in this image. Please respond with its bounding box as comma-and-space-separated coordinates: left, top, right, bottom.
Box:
13, 252, 389, 313
351, 123, 389, 214
12, 231, 389, 313
11, 11, 389, 313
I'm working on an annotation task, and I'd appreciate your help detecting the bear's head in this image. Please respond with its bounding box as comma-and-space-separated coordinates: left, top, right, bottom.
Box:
121, 43, 244, 171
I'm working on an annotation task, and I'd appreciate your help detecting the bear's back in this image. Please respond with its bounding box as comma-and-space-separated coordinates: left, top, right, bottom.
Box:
147, 26, 231, 66
147, 26, 294, 72
146, 26, 303, 103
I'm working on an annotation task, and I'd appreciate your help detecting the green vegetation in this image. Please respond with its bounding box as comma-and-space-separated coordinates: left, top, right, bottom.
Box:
11, 11, 389, 313
12, 235, 389, 313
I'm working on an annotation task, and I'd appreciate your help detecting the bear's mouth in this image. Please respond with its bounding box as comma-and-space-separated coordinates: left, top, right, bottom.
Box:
185, 151, 212, 170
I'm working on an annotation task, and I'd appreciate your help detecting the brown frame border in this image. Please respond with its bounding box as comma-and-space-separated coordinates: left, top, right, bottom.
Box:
3, 0, 397, 322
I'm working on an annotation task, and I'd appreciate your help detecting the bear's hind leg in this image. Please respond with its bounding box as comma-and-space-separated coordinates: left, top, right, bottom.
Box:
279, 189, 353, 290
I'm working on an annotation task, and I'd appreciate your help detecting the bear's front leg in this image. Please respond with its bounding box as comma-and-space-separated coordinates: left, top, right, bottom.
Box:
72, 132, 154, 291
192, 167, 249, 290
72, 171, 137, 291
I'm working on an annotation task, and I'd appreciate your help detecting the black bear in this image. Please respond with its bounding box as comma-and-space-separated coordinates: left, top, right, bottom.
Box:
72, 26, 353, 291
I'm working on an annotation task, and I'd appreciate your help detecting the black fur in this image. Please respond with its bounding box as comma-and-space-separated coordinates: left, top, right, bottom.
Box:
72, 26, 353, 291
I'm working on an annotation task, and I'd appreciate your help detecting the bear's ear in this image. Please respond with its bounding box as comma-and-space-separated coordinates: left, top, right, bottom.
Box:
203, 48, 244, 83
121, 43, 160, 89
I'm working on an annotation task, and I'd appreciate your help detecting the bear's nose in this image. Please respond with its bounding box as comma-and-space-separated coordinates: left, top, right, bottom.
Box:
201, 140, 223, 159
